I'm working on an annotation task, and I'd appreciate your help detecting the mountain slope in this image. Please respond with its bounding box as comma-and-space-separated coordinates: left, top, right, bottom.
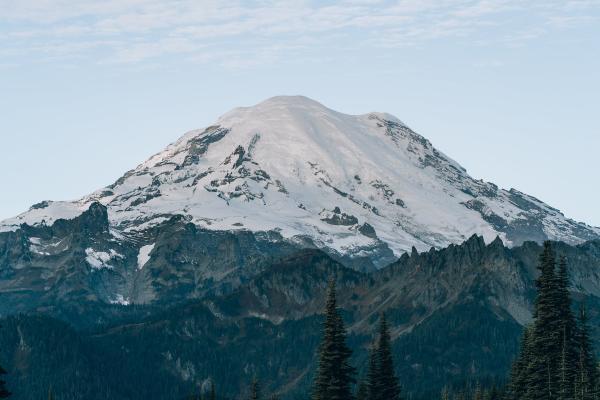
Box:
3, 239, 600, 400
2, 96, 598, 267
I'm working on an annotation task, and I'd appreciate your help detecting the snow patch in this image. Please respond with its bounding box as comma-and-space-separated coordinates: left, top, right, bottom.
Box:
28, 237, 50, 255
85, 248, 117, 270
109, 249, 124, 259
0, 200, 90, 232
248, 311, 284, 325
110, 294, 131, 306
137, 243, 155, 270
29, 237, 70, 256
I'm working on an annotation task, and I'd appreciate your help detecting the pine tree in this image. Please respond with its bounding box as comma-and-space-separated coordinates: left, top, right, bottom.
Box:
441, 386, 451, 400
312, 279, 356, 400
507, 244, 588, 400
526, 241, 562, 400
557, 256, 578, 400
508, 325, 534, 399
209, 382, 216, 400
474, 383, 483, 400
485, 385, 502, 400
574, 305, 598, 400
374, 313, 402, 400
187, 390, 201, 400
250, 376, 260, 400
0, 363, 9, 399
367, 346, 380, 400
454, 389, 466, 400
356, 378, 368, 400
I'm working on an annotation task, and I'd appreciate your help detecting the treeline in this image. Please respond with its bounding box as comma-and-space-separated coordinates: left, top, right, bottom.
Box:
312, 280, 401, 400
439, 242, 600, 400
187, 278, 402, 400
440, 384, 504, 400
1, 241, 598, 400
199, 241, 600, 400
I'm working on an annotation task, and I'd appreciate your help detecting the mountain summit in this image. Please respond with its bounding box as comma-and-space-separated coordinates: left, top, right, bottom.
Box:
1, 97, 600, 400
2, 96, 598, 265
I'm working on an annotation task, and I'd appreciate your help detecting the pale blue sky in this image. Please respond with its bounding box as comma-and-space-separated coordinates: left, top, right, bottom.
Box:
1, 0, 599, 226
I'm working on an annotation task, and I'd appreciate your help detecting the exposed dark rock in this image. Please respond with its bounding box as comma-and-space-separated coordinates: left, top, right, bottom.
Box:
30, 201, 50, 210
358, 222, 377, 239
73, 202, 110, 234
180, 126, 229, 168
320, 208, 358, 226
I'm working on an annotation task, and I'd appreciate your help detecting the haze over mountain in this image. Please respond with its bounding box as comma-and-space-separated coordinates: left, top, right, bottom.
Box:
1, 96, 598, 268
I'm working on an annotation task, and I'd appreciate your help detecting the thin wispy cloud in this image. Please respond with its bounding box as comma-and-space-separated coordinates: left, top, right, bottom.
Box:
0, 0, 598, 67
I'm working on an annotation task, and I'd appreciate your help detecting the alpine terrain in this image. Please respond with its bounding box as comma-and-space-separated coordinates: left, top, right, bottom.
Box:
0, 96, 599, 399
1, 96, 598, 264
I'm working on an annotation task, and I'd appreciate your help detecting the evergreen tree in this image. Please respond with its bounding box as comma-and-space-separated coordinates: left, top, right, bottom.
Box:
574, 305, 598, 400
356, 378, 368, 400
526, 241, 562, 400
454, 389, 466, 400
0, 364, 9, 399
484, 384, 502, 400
366, 346, 380, 400
473, 383, 483, 400
209, 382, 216, 400
557, 256, 578, 400
508, 325, 534, 399
187, 389, 202, 400
506, 243, 583, 400
441, 386, 450, 400
312, 279, 356, 400
250, 376, 261, 400
374, 314, 402, 400
0, 329, 9, 400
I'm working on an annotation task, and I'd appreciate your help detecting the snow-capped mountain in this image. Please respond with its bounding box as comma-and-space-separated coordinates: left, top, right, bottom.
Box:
2, 96, 598, 264
2, 96, 600, 399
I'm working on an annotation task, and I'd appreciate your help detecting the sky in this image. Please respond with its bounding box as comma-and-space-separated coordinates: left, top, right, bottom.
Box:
0, 0, 599, 226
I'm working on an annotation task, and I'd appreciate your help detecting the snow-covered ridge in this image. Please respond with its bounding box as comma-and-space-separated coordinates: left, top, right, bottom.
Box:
2, 95, 598, 259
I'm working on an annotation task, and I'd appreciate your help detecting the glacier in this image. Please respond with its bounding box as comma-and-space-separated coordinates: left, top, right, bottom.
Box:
1, 96, 598, 262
